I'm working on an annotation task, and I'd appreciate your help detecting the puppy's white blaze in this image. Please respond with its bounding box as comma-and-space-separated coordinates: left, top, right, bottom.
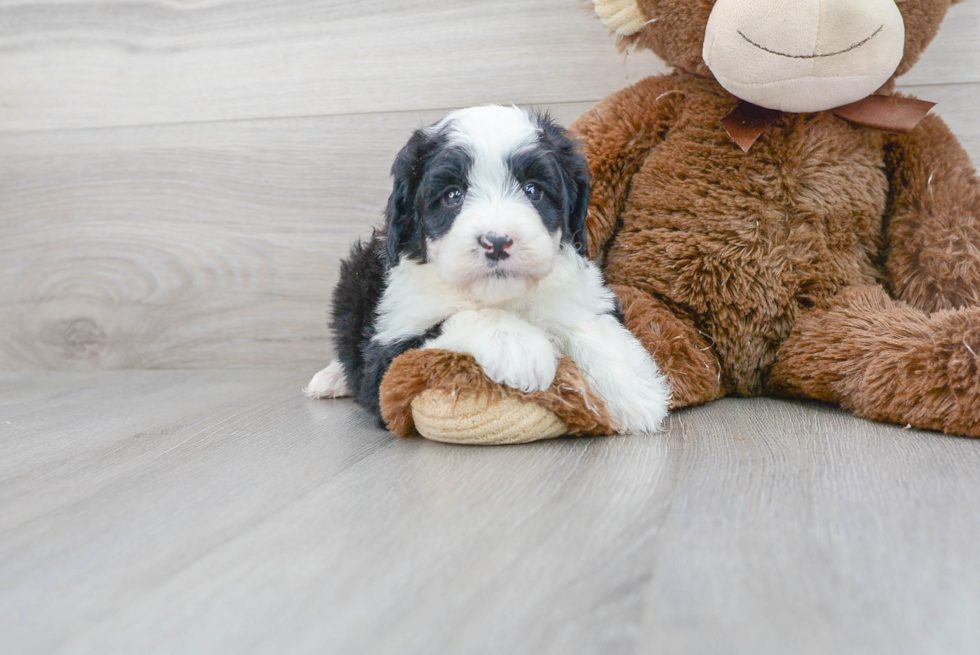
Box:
304, 360, 351, 398
428, 105, 561, 303
438, 105, 539, 194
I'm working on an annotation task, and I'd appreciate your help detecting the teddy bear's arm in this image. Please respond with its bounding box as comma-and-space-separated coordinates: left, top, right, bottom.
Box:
571, 74, 685, 261
882, 114, 980, 312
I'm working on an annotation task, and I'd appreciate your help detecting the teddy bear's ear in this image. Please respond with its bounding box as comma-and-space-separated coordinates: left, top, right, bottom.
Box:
592, 0, 649, 36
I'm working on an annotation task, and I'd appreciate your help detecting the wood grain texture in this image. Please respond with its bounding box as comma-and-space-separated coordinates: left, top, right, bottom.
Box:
0, 103, 593, 370
0, 0, 975, 132
0, 0, 667, 132
1, 371, 978, 654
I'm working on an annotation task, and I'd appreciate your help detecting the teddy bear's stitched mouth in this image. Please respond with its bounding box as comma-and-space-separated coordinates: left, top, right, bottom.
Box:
737, 24, 884, 60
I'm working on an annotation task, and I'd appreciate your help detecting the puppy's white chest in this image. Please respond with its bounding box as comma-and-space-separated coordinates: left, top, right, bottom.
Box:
373, 249, 612, 347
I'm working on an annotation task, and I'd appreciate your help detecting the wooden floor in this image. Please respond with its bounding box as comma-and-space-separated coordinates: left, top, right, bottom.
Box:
2, 371, 979, 654
3, 2, 979, 651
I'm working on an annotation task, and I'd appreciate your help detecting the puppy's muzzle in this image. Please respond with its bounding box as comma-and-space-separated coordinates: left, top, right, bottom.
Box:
478, 232, 514, 261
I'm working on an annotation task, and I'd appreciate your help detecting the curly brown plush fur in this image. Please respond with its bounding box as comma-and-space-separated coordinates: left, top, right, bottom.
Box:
380, 349, 616, 438
572, 0, 979, 436
771, 286, 980, 437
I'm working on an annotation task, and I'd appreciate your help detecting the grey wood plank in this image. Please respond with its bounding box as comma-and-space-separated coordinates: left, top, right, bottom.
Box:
2, 372, 979, 654
0, 0, 974, 133
0, 370, 324, 531
902, 82, 980, 160
637, 399, 980, 655
899, 0, 980, 87
0, 0, 667, 132
0, 102, 593, 370
0, 371, 391, 655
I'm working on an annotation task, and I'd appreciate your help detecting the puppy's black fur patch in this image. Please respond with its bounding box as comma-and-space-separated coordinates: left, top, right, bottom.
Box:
414, 145, 472, 243
384, 130, 432, 264
513, 112, 592, 255
329, 234, 386, 403
330, 234, 442, 424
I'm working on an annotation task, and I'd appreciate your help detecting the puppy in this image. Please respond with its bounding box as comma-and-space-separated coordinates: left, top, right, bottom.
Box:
306, 105, 671, 433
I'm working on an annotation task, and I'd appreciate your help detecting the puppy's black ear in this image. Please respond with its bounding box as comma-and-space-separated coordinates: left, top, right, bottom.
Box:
536, 112, 592, 256
384, 129, 431, 263
560, 148, 592, 257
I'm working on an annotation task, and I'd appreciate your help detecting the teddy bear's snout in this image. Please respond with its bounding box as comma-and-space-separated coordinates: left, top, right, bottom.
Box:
702, 0, 906, 113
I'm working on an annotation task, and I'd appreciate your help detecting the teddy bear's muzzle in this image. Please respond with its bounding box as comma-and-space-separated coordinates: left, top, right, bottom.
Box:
702, 0, 906, 113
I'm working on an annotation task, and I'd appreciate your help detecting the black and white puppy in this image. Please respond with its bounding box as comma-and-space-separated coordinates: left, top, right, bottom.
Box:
306, 105, 670, 433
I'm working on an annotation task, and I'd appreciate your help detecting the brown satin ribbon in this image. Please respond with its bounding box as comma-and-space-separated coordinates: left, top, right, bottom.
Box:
721, 96, 937, 152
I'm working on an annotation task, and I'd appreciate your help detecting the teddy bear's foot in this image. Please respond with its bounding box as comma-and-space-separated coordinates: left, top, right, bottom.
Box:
379, 349, 617, 445
771, 285, 980, 438
410, 390, 567, 445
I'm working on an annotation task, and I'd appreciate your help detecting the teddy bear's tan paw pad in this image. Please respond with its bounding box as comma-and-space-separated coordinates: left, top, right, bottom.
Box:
411, 389, 567, 445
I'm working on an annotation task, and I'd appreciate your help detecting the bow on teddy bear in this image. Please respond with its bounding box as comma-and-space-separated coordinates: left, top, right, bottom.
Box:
380, 0, 980, 443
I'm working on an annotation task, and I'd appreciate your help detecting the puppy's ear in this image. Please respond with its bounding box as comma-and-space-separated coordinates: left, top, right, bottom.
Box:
559, 147, 591, 257
536, 112, 591, 256
384, 129, 431, 263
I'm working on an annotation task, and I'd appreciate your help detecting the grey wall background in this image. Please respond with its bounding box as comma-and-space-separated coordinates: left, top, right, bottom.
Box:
1, 0, 977, 370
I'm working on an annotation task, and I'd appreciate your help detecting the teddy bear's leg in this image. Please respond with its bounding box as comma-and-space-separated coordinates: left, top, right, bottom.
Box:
883, 115, 980, 312
770, 285, 980, 438
611, 285, 727, 409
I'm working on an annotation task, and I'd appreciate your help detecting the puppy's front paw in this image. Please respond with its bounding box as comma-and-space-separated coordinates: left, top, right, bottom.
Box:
423, 309, 558, 393
563, 315, 672, 434
611, 375, 670, 434
477, 335, 558, 393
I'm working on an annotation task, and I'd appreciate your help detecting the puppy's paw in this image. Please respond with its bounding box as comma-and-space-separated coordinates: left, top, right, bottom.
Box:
609, 374, 671, 434
304, 360, 351, 399
563, 315, 672, 433
477, 334, 559, 393
423, 309, 558, 393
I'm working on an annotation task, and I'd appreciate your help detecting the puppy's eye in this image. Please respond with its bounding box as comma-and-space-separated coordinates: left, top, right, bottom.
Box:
523, 182, 542, 202
443, 188, 465, 207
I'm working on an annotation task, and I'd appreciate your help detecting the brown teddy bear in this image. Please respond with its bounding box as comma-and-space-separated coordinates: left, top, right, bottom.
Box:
380, 0, 979, 442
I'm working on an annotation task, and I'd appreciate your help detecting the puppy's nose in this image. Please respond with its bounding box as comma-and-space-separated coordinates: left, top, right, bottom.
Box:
478, 232, 513, 261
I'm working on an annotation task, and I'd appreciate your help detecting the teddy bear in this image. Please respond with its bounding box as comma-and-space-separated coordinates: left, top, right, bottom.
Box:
378, 0, 979, 443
